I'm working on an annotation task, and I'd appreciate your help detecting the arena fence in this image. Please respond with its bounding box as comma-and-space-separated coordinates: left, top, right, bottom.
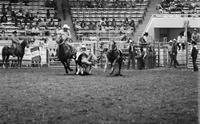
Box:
0, 41, 195, 69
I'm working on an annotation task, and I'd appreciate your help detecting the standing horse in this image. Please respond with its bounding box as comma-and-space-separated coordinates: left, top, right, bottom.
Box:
56, 38, 77, 74
103, 48, 123, 76
2, 39, 29, 68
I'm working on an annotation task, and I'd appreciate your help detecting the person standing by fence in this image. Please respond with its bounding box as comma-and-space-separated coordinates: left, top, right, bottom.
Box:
191, 28, 199, 43
171, 39, 179, 68
191, 41, 198, 71
167, 40, 173, 67
127, 39, 136, 69
136, 46, 145, 70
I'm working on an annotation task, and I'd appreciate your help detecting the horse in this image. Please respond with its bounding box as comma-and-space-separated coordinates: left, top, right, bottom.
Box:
102, 48, 123, 76
56, 38, 77, 74
76, 51, 98, 75
2, 39, 29, 68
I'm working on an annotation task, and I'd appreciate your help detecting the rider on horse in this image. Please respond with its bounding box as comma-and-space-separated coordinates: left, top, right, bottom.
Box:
11, 31, 20, 56
56, 24, 76, 58
57, 24, 71, 43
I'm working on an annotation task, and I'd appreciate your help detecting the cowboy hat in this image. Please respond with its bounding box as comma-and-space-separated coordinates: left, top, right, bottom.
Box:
169, 40, 173, 43
62, 24, 70, 29
173, 39, 177, 42
193, 28, 198, 31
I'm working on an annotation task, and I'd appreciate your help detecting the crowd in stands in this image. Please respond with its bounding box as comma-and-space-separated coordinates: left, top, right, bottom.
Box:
0, 0, 61, 43
157, 0, 200, 14
70, 0, 146, 8
74, 17, 135, 33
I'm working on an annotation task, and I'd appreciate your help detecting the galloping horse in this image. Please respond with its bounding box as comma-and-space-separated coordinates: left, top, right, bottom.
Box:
76, 51, 98, 75
103, 48, 123, 76
56, 38, 77, 74
2, 39, 29, 68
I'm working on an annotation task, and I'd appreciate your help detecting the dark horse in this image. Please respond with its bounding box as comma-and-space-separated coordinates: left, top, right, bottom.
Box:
103, 48, 123, 76
56, 38, 77, 74
2, 39, 29, 68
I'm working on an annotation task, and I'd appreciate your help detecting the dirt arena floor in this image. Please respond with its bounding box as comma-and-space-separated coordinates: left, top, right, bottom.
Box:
0, 67, 198, 124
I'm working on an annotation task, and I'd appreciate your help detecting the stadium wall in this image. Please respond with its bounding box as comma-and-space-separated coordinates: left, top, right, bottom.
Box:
144, 14, 200, 42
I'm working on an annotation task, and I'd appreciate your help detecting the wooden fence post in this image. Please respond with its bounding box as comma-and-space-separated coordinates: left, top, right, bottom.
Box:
158, 43, 160, 67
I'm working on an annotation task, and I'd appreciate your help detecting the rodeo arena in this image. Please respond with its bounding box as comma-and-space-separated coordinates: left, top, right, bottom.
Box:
0, 0, 199, 123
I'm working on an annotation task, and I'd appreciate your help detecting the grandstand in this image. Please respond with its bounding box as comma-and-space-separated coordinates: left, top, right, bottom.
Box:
69, 0, 150, 42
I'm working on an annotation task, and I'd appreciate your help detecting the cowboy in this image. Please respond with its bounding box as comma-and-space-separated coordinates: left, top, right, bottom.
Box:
127, 39, 136, 69
171, 39, 179, 68
191, 28, 199, 43
11, 31, 20, 56
111, 40, 117, 51
168, 40, 173, 67
191, 41, 198, 71
57, 24, 71, 43
77, 44, 92, 65
139, 32, 149, 45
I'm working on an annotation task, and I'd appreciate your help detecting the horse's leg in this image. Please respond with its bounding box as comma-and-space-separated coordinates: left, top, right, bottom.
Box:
117, 59, 123, 76
75, 59, 78, 74
88, 65, 93, 74
17, 57, 20, 68
110, 62, 115, 75
81, 67, 84, 75
5, 55, 10, 68
19, 57, 23, 68
76, 65, 80, 75
66, 59, 73, 72
61, 61, 68, 74
2, 54, 5, 69
104, 57, 108, 72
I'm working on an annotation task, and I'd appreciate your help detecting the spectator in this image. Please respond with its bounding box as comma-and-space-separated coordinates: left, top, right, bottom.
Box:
123, 17, 129, 29
7, 3, 12, 15
46, 9, 51, 19
53, 11, 58, 19
1, 14, 8, 23
99, 18, 106, 30
129, 19, 136, 32
191, 41, 198, 71
10, 0, 18, 3
39, 18, 47, 28
191, 28, 200, 43
88, 22, 94, 30
31, 25, 40, 36
110, 18, 117, 30
127, 39, 136, 69
57, 18, 62, 28
168, 40, 173, 67
177, 32, 185, 50
47, 18, 55, 27
80, 20, 86, 29
61, 0, 67, 20
23, 0, 29, 6
136, 46, 145, 70
105, 18, 109, 29
139, 32, 149, 45
0, 30, 7, 40
2, 4, 7, 15
11, 11, 16, 22
171, 39, 179, 68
